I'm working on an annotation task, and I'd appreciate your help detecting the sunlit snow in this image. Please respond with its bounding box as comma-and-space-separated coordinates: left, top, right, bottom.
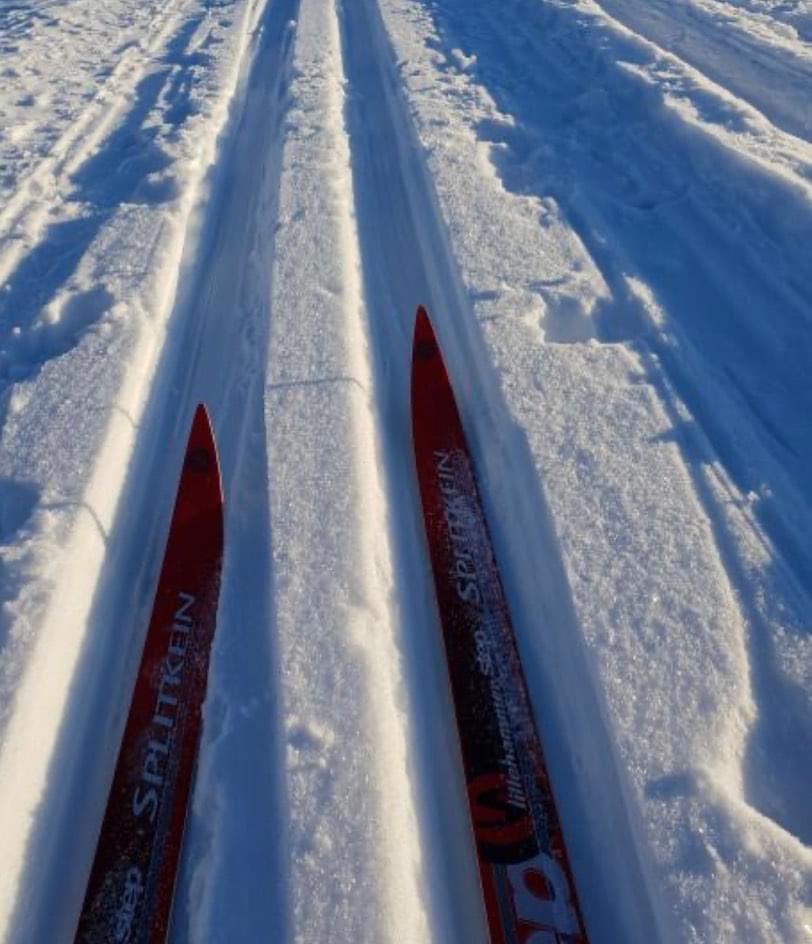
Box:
0, 0, 809, 940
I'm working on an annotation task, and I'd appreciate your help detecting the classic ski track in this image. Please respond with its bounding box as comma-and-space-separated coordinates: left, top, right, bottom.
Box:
479, 0, 812, 208
0, 0, 808, 939
0, 0, 294, 937
693, 0, 812, 45
0, 0, 189, 289
382, 0, 812, 937
719, 0, 812, 40
338, 0, 665, 940
592, 0, 812, 141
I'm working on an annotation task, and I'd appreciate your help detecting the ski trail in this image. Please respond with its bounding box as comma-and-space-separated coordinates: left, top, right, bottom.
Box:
0, 0, 200, 319
336, 2, 489, 940
0, 0, 282, 937
593, 0, 812, 140
0, 0, 804, 939
257, 0, 428, 938
0, 0, 179, 247
158, 1, 300, 939
339, 0, 665, 940
375, 0, 812, 939
0, 0, 268, 769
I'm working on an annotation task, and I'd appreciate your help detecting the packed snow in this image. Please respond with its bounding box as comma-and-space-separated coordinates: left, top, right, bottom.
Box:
0, 0, 810, 941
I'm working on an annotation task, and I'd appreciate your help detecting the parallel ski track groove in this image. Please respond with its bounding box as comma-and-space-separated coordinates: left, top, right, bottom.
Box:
593, 0, 812, 140
3, 0, 298, 937
338, 0, 664, 940
0, 0, 186, 288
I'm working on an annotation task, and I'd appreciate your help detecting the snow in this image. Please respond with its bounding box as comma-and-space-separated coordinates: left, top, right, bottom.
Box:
0, 0, 810, 941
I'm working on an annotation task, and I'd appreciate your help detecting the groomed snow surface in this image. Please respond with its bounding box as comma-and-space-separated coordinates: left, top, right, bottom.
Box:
0, 0, 810, 940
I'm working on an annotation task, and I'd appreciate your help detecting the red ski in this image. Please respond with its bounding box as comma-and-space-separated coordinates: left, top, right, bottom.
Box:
76, 404, 224, 944
411, 307, 588, 944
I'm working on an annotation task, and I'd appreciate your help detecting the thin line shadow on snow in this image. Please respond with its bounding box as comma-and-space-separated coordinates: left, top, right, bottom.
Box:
267, 374, 369, 396
110, 402, 139, 430
0, 477, 40, 730
0, 12, 206, 402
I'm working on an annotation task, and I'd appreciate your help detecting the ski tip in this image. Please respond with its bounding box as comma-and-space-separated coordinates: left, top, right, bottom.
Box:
413, 305, 440, 361
189, 404, 216, 460
191, 402, 213, 437
184, 403, 223, 506
414, 304, 431, 339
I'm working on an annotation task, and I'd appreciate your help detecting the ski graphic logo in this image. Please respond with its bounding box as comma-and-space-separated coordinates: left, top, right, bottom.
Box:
434, 448, 528, 816
132, 590, 196, 824
112, 866, 144, 943
435, 448, 483, 607
506, 852, 581, 941
469, 771, 533, 846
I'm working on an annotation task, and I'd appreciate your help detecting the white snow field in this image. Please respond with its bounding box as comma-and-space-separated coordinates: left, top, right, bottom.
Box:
0, 0, 810, 940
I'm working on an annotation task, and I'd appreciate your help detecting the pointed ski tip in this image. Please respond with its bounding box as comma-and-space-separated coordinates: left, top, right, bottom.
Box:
185, 403, 222, 504
413, 303, 446, 377
192, 402, 212, 431
413, 305, 438, 354
190, 403, 216, 450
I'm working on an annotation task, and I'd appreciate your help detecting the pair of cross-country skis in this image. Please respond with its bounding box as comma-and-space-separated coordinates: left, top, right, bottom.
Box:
74, 307, 588, 944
